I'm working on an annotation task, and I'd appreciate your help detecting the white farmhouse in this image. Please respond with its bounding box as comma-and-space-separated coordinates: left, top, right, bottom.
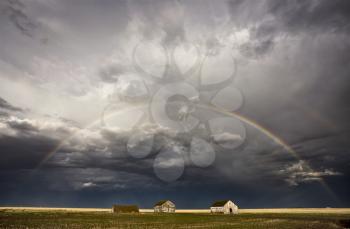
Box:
153, 200, 175, 213
210, 200, 238, 214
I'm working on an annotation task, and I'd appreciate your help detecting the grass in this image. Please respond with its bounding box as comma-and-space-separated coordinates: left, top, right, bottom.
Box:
0, 209, 349, 229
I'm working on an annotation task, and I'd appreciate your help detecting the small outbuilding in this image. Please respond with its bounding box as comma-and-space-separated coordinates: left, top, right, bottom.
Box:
210, 200, 238, 214
112, 205, 139, 213
153, 200, 175, 213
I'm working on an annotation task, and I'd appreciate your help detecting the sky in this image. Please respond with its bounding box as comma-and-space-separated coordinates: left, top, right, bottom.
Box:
0, 0, 350, 209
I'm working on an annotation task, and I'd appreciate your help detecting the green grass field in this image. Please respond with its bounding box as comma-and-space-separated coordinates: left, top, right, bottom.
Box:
0, 209, 349, 229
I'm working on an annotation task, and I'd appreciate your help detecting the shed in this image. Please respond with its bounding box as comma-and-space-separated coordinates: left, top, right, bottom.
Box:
112, 205, 139, 213
153, 200, 175, 213
210, 200, 238, 214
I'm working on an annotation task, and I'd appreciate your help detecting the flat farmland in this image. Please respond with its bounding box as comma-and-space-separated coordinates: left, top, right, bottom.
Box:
0, 208, 349, 229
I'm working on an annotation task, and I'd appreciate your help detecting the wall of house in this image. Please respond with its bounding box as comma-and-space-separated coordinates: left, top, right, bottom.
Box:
223, 201, 238, 214
154, 202, 175, 213
210, 207, 224, 213
211, 201, 238, 214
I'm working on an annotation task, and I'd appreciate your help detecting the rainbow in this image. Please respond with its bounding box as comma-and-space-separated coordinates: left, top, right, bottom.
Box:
37, 103, 339, 203
201, 103, 339, 204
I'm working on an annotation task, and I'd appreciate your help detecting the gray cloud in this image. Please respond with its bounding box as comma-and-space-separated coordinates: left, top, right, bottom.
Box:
0, 97, 23, 112
0, 0, 38, 37
6, 117, 38, 133
279, 160, 342, 186
266, 0, 350, 34
99, 64, 126, 83
128, 0, 185, 45
228, 0, 350, 57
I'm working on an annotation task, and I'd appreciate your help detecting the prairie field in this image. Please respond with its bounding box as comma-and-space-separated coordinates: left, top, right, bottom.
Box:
0, 208, 350, 229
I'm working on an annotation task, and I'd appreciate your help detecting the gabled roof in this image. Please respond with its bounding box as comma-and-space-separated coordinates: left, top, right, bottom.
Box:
211, 200, 231, 207
112, 205, 139, 212
154, 200, 173, 207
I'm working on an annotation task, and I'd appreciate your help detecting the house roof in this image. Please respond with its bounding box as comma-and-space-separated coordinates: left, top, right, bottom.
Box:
154, 200, 173, 207
211, 200, 230, 207
112, 205, 139, 212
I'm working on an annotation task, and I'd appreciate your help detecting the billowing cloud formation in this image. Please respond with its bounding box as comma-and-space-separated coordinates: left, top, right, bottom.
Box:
0, 0, 350, 208
228, 0, 350, 57
279, 161, 342, 186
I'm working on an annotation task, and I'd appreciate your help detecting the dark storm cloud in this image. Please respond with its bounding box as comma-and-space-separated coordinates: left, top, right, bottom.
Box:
225, 0, 350, 201
99, 64, 126, 83
227, 0, 350, 33
0, 97, 182, 190
0, 134, 58, 169
6, 118, 38, 133
266, 0, 350, 33
0, 97, 23, 112
291, 132, 350, 176
0, 100, 159, 198
0, 99, 59, 169
1, 96, 314, 193
228, 0, 350, 57
235, 31, 350, 191
0, 0, 38, 37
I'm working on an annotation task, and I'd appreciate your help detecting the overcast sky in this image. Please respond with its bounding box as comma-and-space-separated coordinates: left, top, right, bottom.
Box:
1, 0, 350, 208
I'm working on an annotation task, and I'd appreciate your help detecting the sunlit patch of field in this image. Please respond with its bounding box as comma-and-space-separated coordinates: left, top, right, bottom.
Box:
0, 208, 349, 229
239, 208, 350, 214
2, 207, 349, 214
0, 207, 111, 212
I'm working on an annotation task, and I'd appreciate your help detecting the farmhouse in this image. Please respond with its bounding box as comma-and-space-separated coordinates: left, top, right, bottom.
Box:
112, 205, 139, 213
210, 200, 238, 214
153, 200, 175, 213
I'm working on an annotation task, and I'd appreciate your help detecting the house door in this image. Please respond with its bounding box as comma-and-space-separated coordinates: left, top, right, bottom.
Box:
230, 208, 233, 213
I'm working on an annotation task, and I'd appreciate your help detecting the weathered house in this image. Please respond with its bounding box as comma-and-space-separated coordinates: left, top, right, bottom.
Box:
153, 200, 175, 213
210, 200, 238, 214
112, 205, 139, 213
